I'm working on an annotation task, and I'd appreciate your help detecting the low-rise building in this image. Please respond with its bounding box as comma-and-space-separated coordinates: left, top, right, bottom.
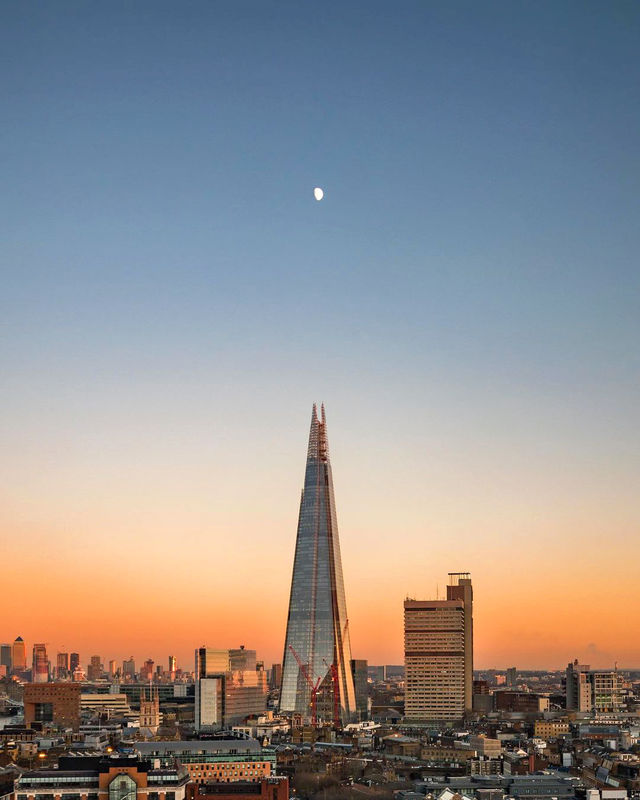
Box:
185, 778, 288, 800
534, 720, 570, 739
134, 740, 276, 785
14, 755, 189, 800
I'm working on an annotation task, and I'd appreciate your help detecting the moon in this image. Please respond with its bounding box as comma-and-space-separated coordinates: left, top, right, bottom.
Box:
313, 187, 324, 201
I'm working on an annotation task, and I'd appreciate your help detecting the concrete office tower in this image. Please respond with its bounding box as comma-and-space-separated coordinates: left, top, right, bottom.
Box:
404, 573, 473, 722
32, 643, 49, 683
12, 637, 26, 672
69, 652, 80, 673
168, 655, 177, 677
506, 667, 517, 687
280, 405, 356, 725
566, 660, 621, 713
446, 573, 474, 712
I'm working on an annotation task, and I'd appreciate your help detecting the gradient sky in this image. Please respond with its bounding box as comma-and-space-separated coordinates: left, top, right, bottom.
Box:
1, 1, 639, 673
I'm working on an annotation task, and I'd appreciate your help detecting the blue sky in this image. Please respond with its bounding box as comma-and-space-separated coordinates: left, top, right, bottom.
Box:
1, 1, 639, 666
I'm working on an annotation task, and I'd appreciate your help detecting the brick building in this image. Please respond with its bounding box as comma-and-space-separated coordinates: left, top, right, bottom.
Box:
186, 778, 288, 800
23, 683, 82, 730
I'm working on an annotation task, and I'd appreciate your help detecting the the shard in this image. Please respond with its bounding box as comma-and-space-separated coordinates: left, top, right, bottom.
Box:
279, 404, 356, 725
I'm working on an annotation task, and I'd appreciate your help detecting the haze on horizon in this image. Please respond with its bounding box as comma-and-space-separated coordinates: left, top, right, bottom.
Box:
1, 1, 639, 673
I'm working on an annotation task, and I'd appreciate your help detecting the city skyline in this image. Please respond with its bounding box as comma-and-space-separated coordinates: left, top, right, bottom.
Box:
2, 2, 639, 672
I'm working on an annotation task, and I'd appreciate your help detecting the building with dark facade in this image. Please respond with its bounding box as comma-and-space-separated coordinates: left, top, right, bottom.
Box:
186, 778, 288, 800
279, 405, 356, 725
350, 659, 369, 720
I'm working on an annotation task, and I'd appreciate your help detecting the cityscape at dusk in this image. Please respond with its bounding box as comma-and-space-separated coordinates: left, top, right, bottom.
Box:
1, 4, 640, 800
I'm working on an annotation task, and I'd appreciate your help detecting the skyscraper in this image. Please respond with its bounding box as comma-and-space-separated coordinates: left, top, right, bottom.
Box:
56, 652, 70, 679
32, 643, 49, 683
404, 573, 473, 722
280, 404, 356, 725
12, 637, 26, 673
0, 644, 12, 673
87, 655, 102, 681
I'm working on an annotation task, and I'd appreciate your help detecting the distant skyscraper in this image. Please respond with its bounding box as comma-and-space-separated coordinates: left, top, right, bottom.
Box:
56, 652, 69, 679
12, 637, 26, 672
0, 644, 12, 673
279, 404, 356, 725
32, 643, 49, 683
168, 655, 177, 677
122, 657, 136, 679
506, 667, 517, 687
87, 655, 102, 681
350, 659, 369, 720
404, 573, 473, 721
269, 663, 282, 691
70, 652, 80, 673
140, 659, 154, 682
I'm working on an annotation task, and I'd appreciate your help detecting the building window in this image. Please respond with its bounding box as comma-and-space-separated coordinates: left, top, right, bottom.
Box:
109, 774, 137, 800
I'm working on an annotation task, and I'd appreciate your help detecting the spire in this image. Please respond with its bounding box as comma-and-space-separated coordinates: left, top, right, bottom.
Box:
306, 403, 329, 463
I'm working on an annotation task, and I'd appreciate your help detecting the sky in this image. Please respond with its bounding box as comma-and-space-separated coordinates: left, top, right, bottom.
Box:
1, 1, 639, 673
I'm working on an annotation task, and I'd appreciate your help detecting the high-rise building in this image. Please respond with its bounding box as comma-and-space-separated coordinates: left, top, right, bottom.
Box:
123, 657, 136, 680
0, 644, 12, 673
446, 573, 473, 711
88, 655, 102, 681
229, 647, 256, 671
506, 667, 517, 687
12, 637, 27, 672
404, 573, 473, 721
194, 647, 267, 731
279, 405, 356, 725
168, 655, 177, 677
350, 659, 369, 720
140, 659, 155, 682
565, 660, 621, 713
32, 643, 49, 683
56, 652, 70, 679
269, 663, 282, 691
70, 652, 80, 673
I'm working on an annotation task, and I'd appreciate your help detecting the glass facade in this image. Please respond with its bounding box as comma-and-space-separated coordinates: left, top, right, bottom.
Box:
279, 405, 356, 724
